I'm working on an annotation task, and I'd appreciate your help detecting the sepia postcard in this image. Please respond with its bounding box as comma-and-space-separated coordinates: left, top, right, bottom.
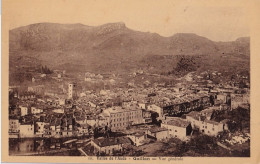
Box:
2, 0, 260, 163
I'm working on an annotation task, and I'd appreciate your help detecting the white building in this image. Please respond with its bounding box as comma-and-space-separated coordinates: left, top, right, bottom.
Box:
161, 117, 192, 140
103, 106, 143, 132
200, 119, 225, 136
19, 105, 28, 116
31, 106, 43, 114
20, 124, 34, 138
127, 132, 147, 146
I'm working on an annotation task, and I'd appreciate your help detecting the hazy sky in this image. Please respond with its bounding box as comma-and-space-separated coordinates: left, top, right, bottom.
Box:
5, 0, 250, 41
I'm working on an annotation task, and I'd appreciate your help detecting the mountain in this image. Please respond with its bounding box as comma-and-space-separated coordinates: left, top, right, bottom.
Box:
9, 22, 250, 75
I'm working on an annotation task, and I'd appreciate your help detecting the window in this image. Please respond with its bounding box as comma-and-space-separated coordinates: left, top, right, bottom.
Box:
175, 130, 177, 132
212, 128, 214, 131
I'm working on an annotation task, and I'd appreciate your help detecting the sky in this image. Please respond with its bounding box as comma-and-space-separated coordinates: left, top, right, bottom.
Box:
4, 0, 250, 41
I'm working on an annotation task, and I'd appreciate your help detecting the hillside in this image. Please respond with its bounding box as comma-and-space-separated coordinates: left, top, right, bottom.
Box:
9, 22, 250, 78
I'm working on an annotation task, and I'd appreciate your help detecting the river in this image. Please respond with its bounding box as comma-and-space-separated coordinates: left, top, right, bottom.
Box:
9, 138, 82, 156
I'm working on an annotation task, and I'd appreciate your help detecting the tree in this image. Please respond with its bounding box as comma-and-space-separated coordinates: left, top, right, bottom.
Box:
172, 56, 198, 76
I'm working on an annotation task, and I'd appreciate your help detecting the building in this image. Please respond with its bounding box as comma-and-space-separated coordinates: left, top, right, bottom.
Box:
77, 124, 90, 136
127, 132, 147, 146
141, 109, 152, 124
9, 119, 20, 133
35, 122, 47, 137
216, 93, 228, 104
146, 127, 169, 140
27, 85, 45, 95
231, 94, 250, 109
91, 137, 131, 155
19, 105, 28, 116
162, 94, 211, 117
31, 106, 43, 114
68, 82, 77, 99
186, 111, 225, 136
20, 123, 34, 138
147, 104, 164, 118
103, 106, 143, 132
185, 111, 205, 129
161, 117, 192, 140
200, 119, 224, 136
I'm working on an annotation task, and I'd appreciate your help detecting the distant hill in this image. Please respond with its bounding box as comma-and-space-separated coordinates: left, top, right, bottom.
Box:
9, 22, 250, 76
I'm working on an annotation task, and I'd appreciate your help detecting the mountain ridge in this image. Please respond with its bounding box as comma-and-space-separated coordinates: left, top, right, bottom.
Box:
9, 22, 250, 75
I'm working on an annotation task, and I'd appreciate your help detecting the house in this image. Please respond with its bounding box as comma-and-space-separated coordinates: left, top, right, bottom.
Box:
161, 117, 192, 140
127, 132, 147, 146
142, 109, 152, 124
138, 103, 146, 109
9, 119, 20, 133
231, 94, 250, 109
147, 104, 163, 118
20, 123, 34, 138
19, 105, 28, 116
60, 118, 74, 137
91, 137, 131, 155
146, 127, 169, 140
186, 111, 205, 129
186, 111, 225, 136
77, 124, 90, 136
216, 94, 227, 104
200, 107, 216, 120
35, 122, 47, 137
31, 106, 43, 114
200, 119, 224, 136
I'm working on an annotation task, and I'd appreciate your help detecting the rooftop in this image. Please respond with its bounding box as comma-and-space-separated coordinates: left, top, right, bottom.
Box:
149, 127, 168, 133
163, 117, 190, 128
92, 137, 131, 147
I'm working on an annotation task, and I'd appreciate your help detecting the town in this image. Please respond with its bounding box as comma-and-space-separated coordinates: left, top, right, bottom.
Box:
8, 67, 250, 157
